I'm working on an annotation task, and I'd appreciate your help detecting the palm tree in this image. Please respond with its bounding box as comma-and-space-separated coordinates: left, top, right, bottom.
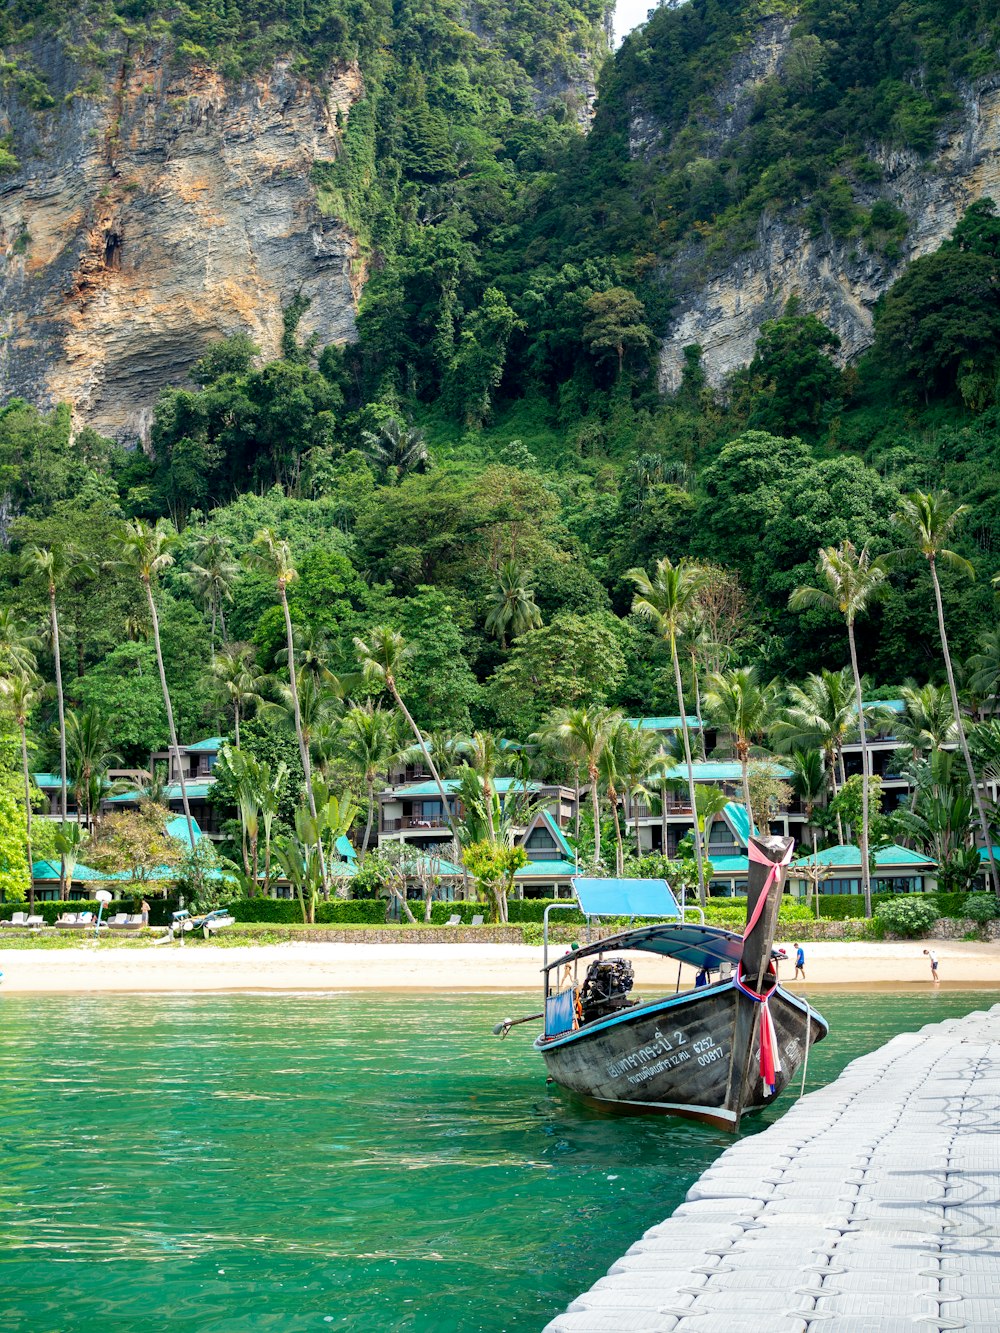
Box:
897, 682, 956, 757
0, 609, 40, 677
772, 667, 857, 840
340, 703, 408, 855
354, 627, 464, 854
65, 707, 119, 830
21, 545, 71, 893
680, 612, 711, 759
598, 719, 631, 875
628, 556, 711, 903
892, 490, 1000, 897
968, 628, 1000, 714
247, 530, 317, 820
789, 540, 889, 917
188, 533, 238, 656
113, 519, 197, 855
456, 730, 504, 842
615, 723, 662, 860
703, 667, 777, 819
211, 643, 265, 748
0, 666, 41, 906
787, 749, 826, 858
693, 784, 731, 866
544, 706, 616, 867
484, 560, 542, 648
360, 417, 431, 481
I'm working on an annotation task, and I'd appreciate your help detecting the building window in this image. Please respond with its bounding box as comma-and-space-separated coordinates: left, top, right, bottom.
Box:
524, 827, 556, 851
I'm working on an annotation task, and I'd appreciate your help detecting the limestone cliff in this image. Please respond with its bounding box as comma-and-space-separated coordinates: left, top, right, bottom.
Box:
654, 28, 1000, 391
0, 43, 362, 440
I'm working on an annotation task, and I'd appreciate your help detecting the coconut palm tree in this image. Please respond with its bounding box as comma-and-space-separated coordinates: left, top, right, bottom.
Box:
693, 784, 731, 868
772, 667, 858, 841
484, 560, 542, 648
614, 723, 663, 860
967, 628, 1000, 715
627, 556, 711, 903
543, 705, 616, 867
360, 417, 431, 481
246, 529, 317, 820
456, 730, 505, 842
892, 490, 999, 897
65, 707, 119, 831
188, 533, 238, 656
0, 666, 41, 906
0, 608, 40, 678
354, 627, 464, 853
339, 703, 408, 855
21, 545, 71, 889
703, 667, 777, 819
598, 718, 632, 875
210, 643, 265, 748
113, 519, 197, 855
680, 612, 711, 759
789, 540, 889, 917
787, 749, 826, 858
897, 682, 956, 757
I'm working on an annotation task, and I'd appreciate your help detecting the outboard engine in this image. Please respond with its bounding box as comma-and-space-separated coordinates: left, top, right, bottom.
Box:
579, 957, 635, 1024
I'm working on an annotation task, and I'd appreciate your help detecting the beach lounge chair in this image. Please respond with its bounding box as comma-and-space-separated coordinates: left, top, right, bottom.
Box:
55, 912, 80, 929
445, 913, 461, 927
470, 914, 484, 927
201, 911, 234, 938
1, 912, 29, 929
107, 914, 130, 930
25, 915, 44, 929
122, 914, 145, 930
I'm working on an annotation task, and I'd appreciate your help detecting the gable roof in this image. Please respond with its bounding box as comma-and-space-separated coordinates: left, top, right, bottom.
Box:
515, 858, 576, 879
792, 843, 936, 870
165, 815, 203, 848
388, 777, 545, 797
185, 737, 226, 752
722, 801, 754, 847
627, 716, 702, 732
707, 854, 750, 876
521, 809, 574, 859
31, 860, 107, 883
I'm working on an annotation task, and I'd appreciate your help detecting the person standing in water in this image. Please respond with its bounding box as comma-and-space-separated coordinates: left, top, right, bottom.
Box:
923, 948, 939, 984
793, 943, 805, 981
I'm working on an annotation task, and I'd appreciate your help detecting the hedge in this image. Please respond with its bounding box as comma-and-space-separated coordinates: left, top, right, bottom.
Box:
0, 898, 177, 926
814, 891, 991, 920
229, 898, 389, 925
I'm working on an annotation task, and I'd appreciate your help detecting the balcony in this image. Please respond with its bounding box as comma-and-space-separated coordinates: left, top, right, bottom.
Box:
382, 815, 452, 833
629, 799, 693, 819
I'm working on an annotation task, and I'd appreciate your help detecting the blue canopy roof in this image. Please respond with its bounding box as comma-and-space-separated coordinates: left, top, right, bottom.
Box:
572, 877, 680, 919
544, 923, 743, 974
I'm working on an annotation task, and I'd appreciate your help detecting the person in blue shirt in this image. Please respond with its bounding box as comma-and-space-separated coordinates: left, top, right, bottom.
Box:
794, 944, 805, 981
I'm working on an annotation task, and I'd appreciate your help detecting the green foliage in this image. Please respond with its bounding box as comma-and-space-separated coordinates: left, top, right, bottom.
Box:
228, 897, 391, 924
874, 894, 940, 937
963, 892, 1000, 924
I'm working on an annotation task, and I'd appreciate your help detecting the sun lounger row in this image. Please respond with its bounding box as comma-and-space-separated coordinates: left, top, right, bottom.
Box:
444, 914, 485, 926
1, 912, 44, 929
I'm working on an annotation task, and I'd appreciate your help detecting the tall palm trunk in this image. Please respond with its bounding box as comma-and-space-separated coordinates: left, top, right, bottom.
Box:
588, 761, 601, 864
48, 584, 68, 896
929, 556, 1000, 897
143, 577, 197, 856
279, 584, 329, 894
660, 776, 669, 857
19, 720, 34, 909
738, 739, 752, 829
671, 629, 706, 904
690, 651, 707, 760
608, 783, 624, 875
362, 777, 375, 856
846, 620, 872, 918
826, 746, 845, 842
387, 675, 468, 893
234, 703, 241, 750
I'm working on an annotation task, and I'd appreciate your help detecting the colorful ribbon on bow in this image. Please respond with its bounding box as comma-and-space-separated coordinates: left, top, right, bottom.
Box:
735, 839, 794, 1097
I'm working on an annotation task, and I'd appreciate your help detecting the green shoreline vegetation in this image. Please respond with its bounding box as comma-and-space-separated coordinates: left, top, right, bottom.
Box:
2, 2, 1000, 926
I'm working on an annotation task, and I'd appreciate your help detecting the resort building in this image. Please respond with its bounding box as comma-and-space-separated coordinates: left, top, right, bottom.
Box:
100, 737, 227, 837
786, 843, 938, 898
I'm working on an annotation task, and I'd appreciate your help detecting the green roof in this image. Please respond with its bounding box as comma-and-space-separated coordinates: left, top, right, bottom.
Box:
164, 782, 214, 801
684, 761, 793, 782
723, 801, 754, 847
31, 860, 107, 882
708, 855, 750, 876
335, 834, 358, 863
185, 737, 226, 752
515, 858, 576, 878
391, 777, 543, 797
628, 716, 702, 731
978, 847, 1000, 862
538, 810, 574, 858
792, 843, 936, 870
31, 773, 62, 789
165, 815, 203, 847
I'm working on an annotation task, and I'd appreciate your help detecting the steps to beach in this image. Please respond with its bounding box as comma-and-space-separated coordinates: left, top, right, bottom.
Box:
544, 1004, 1000, 1332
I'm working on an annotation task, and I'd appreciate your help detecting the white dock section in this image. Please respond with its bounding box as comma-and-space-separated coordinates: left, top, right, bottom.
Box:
545, 1004, 1000, 1332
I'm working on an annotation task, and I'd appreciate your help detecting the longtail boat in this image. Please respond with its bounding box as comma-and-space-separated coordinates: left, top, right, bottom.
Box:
515, 835, 828, 1131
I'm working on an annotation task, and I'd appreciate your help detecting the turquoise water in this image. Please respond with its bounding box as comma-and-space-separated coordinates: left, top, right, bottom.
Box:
1, 989, 996, 1332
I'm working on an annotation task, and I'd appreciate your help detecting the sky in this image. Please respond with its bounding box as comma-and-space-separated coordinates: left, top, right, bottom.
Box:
613, 0, 660, 44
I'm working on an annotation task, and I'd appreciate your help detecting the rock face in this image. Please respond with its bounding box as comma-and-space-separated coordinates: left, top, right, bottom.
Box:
655, 33, 1000, 390
0, 43, 362, 440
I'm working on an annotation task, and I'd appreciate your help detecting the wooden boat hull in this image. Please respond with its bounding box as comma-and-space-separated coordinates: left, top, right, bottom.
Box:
535, 981, 828, 1130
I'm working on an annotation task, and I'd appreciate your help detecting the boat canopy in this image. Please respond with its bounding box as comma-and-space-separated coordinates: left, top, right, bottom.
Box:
571, 877, 680, 919
543, 923, 743, 976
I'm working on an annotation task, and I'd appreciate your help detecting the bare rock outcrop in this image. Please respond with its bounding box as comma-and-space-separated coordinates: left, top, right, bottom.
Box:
0, 43, 362, 440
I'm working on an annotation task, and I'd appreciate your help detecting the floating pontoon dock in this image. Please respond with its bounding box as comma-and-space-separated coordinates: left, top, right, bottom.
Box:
545, 1004, 1000, 1332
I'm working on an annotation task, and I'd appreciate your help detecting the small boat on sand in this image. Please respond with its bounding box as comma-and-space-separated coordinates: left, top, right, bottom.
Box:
504, 835, 827, 1131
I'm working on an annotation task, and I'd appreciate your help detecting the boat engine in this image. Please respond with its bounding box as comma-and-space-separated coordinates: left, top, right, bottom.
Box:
579, 957, 635, 1024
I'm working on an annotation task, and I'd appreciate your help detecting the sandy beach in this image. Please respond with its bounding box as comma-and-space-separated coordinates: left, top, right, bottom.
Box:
0, 937, 997, 993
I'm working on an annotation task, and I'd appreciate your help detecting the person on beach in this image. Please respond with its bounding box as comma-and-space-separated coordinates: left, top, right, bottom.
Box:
923, 948, 939, 984
141, 899, 150, 928
794, 944, 805, 981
